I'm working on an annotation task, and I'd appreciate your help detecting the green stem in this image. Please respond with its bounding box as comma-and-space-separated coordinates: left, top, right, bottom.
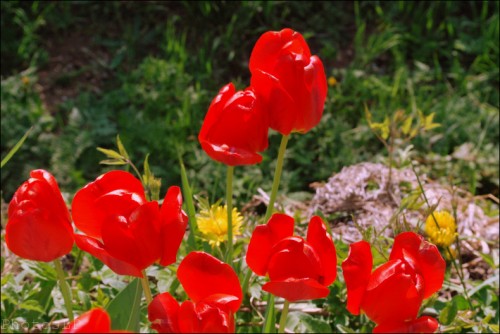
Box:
264, 134, 290, 222
225, 165, 235, 265
278, 300, 290, 334
141, 270, 153, 304
71, 248, 83, 276
179, 155, 198, 252
262, 293, 276, 333
53, 259, 74, 321
241, 268, 253, 302
410, 161, 473, 309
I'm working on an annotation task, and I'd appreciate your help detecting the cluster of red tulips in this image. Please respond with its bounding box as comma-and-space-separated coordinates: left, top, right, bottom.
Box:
5, 29, 446, 333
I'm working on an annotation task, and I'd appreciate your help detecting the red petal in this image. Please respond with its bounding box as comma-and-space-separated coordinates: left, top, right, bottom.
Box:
74, 234, 142, 277
306, 216, 337, 285
198, 84, 268, 166
159, 186, 188, 266
63, 308, 111, 333
72, 171, 146, 239
341, 241, 373, 315
373, 316, 439, 333
246, 213, 295, 276
267, 238, 322, 282
263, 278, 330, 302
6, 197, 73, 262
30, 169, 71, 222
249, 28, 311, 75
250, 69, 296, 135
196, 302, 234, 333
102, 201, 161, 271
390, 232, 445, 299
177, 252, 242, 312
362, 259, 422, 324
178, 301, 201, 333
148, 292, 180, 333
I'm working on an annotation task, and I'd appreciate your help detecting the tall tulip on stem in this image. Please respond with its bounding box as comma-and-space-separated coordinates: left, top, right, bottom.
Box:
248, 28, 328, 332
6, 170, 75, 320
199, 82, 269, 265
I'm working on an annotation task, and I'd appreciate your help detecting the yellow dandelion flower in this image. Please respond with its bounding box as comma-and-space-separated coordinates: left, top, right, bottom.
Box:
328, 76, 337, 87
21, 76, 30, 86
196, 204, 243, 247
425, 210, 457, 247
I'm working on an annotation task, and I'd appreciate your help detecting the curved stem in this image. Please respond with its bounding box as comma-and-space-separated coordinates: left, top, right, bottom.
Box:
225, 165, 235, 265
278, 300, 290, 334
264, 134, 290, 222
53, 259, 74, 321
141, 270, 153, 304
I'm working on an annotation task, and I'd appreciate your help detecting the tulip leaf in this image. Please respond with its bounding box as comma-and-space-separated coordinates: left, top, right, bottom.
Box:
106, 278, 143, 331
287, 311, 332, 333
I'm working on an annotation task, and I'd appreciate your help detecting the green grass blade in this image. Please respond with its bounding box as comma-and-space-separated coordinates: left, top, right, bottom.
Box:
1, 126, 33, 168
178, 153, 198, 252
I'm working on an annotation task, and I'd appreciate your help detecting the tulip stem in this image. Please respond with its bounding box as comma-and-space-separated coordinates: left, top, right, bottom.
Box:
262, 293, 275, 333
278, 300, 290, 334
226, 165, 235, 265
53, 259, 74, 321
141, 270, 153, 304
265, 134, 290, 222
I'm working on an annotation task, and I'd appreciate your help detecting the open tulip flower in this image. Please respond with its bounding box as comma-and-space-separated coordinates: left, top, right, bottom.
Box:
246, 214, 337, 302
148, 251, 242, 333
342, 231, 446, 333
198, 82, 269, 166
6, 169, 74, 262
71, 170, 188, 278
249, 28, 328, 135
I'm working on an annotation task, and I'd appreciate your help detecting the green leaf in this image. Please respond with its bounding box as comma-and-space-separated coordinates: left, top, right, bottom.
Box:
439, 297, 458, 325
1, 126, 33, 168
97, 147, 124, 160
99, 159, 127, 165
19, 299, 44, 313
178, 153, 198, 252
401, 116, 413, 135
106, 278, 143, 331
295, 312, 332, 333
116, 135, 130, 160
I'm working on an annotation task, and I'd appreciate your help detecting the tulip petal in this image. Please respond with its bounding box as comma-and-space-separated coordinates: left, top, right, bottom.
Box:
196, 302, 234, 333
159, 186, 188, 266
249, 28, 311, 75
390, 232, 445, 299
72, 170, 146, 239
306, 216, 337, 285
267, 238, 321, 282
362, 259, 422, 324
178, 301, 201, 333
6, 205, 74, 262
341, 240, 373, 315
246, 213, 295, 276
102, 201, 161, 271
148, 292, 180, 333
263, 278, 330, 302
177, 252, 242, 312
373, 316, 439, 333
30, 169, 71, 222
74, 234, 142, 277
63, 308, 111, 333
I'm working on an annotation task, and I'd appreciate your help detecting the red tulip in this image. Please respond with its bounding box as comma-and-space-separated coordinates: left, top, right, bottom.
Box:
373, 316, 439, 333
148, 252, 242, 333
249, 28, 328, 135
71, 170, 187, 277
6, 169, 74, 262
198, 82, 269, 166
342, 232, 445, 332
63, 308, 131, 333
246, 214, 336, 302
